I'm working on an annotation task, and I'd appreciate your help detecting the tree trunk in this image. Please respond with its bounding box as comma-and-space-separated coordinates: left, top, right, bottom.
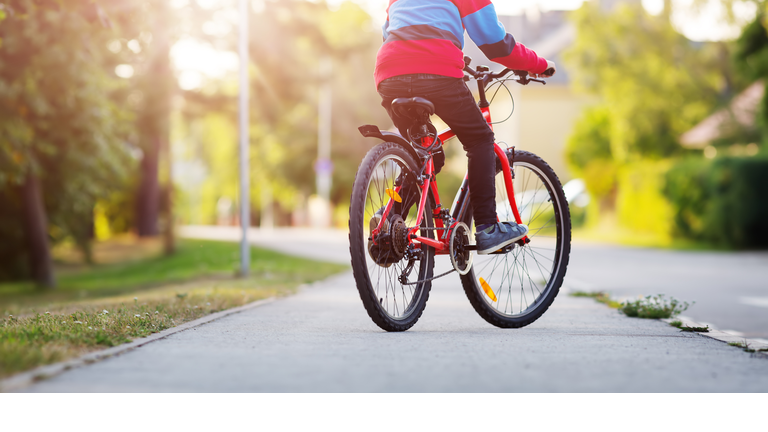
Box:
20, 172, 55, 288
135, 2, 172, 238
136, 138, 160, 236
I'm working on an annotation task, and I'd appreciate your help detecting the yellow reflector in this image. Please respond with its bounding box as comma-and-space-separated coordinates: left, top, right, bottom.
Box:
479, 277, 497, 302
386, 188, 402, 203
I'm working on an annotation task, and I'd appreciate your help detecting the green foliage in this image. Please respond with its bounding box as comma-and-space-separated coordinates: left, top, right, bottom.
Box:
565, 105, 613, 171
564, 3, 723, 163
174, 0, 390, 224
734, 13, 768, 81
565, 106, 616, 226
665, 155, 768, 248
615, 160, 674, 240
0, 1, 145, 277
620, 294, 691, 319
734, 13, 768, 137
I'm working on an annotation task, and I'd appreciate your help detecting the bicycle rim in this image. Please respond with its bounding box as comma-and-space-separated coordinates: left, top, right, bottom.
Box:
467, 154, 568, 320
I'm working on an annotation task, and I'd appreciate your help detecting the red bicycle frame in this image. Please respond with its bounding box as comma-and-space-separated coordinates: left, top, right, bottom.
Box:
372, 105, 527, 255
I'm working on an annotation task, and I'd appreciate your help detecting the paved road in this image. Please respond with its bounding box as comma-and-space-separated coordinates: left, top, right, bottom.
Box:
23, 240, 768, 392
181, 225, 768, 339
567, 243, 768, 340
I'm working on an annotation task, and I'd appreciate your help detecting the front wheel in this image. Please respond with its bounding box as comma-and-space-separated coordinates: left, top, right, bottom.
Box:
461, 150, 571, 328
349, 142, 435, 332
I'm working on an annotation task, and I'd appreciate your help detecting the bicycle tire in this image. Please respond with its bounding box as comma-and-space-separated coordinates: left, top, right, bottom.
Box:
460, 150, 571, 328
349, 142, 435, 332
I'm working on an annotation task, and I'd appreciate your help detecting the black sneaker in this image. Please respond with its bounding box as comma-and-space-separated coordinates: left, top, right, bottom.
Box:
475, 222, 528, 255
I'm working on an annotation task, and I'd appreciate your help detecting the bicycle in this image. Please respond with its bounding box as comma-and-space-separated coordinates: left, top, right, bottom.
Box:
349, 56, 571, 332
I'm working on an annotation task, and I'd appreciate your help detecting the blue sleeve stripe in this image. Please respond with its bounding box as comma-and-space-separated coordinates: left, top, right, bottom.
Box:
478, 33, 516, 59
382, 20, 390, 41
463, 3, 506, 46
388, 0, 464, 46
384, 24, 463, 49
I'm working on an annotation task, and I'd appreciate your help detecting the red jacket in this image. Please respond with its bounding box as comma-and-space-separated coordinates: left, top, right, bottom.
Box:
375, 0, 548, 87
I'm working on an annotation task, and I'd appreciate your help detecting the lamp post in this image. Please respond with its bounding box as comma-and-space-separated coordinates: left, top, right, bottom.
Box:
239, 0, 250, 276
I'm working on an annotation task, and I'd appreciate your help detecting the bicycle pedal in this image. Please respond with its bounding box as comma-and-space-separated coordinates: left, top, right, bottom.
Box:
489, 244, 515, 255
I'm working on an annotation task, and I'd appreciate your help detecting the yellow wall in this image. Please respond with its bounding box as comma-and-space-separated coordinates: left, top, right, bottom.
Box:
489, 84, 591, 182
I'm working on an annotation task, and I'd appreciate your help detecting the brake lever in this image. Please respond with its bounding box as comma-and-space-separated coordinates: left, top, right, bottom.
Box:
515, 76, 547, 86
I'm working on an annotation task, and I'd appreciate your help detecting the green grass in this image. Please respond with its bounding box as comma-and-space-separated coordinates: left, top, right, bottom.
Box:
569, 291, 622, 308
1, 239, 347, 309
0, 239, 348, 379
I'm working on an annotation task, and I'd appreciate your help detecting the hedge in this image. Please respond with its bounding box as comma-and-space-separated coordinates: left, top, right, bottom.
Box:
665, 156, 768, 248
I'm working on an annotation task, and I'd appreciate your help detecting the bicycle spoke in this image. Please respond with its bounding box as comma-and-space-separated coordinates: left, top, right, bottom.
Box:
468, 156, 566, 320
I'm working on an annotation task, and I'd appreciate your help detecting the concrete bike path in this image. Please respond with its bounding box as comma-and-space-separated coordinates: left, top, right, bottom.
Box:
23, 259, 768, 392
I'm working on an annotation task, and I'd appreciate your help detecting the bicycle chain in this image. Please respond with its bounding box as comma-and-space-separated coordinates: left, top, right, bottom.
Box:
400, 268, 456, 286
398, 224, 461, 285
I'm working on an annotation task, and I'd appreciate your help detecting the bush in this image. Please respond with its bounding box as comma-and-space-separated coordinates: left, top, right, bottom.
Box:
665, 155, 768, 248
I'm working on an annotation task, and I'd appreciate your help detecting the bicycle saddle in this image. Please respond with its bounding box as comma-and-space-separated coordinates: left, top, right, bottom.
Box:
391, 97, 435, 120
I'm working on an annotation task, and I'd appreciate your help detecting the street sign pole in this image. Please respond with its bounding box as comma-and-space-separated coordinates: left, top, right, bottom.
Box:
239, 0, 250, 276
316, 56, 333, 227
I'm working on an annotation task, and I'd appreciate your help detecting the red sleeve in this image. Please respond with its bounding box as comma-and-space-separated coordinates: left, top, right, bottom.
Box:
491, 42, 548, 74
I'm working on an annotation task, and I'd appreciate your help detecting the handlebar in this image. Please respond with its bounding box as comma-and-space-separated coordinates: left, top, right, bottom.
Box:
462, 56, 546, 87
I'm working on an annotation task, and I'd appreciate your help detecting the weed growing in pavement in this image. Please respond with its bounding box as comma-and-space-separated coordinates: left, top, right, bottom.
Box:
620, 294, 691, 319
679, 325, 709, 332
668, 320, 708, 332
728, 340, 756, 353
569, 291, 621, 308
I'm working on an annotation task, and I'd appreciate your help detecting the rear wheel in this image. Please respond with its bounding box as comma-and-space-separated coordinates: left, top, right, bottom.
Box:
460, 150, 571, 328
349, 142, 435, 332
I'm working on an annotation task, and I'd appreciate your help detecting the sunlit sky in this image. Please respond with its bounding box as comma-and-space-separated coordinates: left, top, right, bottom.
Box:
164, 0, 757, 89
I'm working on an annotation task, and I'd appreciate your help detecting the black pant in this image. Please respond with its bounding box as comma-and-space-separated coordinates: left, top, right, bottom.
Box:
378, 74, 497, 226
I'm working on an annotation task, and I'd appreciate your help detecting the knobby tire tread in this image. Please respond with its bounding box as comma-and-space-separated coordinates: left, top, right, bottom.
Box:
349, 142, 435, 332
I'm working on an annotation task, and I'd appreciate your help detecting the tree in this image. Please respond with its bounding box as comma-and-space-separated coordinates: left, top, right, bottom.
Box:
563, 2, 725, 164
174, 0, 389, 225
734, 11, 768, 140
0, 1, 138, 285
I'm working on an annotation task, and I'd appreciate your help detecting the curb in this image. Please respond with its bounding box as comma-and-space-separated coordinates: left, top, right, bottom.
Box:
0, 297, 277, 393
563, 279, 768, 359
659, 315, 768, 359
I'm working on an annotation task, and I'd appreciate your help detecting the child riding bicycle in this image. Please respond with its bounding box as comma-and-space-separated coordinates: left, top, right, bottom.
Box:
374, 0, 556, 254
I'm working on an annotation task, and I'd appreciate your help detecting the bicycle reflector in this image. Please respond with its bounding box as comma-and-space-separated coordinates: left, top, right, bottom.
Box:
386, 188, 402, 203
479, 277, 498, 302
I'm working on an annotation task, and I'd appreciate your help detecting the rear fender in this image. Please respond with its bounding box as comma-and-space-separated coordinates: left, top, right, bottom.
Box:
358, 124, 421, 162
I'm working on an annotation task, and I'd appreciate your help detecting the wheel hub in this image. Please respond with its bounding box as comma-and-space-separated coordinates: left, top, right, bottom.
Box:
368, 214, 409, 266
